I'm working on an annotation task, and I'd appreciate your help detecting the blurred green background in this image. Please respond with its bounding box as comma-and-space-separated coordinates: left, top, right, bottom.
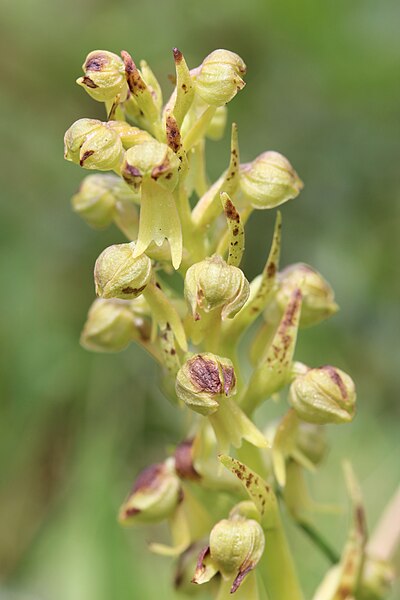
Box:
1, 0, 399, 598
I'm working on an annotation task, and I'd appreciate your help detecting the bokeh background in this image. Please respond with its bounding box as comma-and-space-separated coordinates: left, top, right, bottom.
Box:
1, 0, 399, 598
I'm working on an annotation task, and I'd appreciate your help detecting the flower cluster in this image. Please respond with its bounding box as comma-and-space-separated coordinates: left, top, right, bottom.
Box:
64, 48, 394, 600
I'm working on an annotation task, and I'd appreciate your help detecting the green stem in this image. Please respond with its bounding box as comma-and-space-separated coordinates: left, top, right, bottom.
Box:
203, 308, 222, 354
297, 520, 340, 564
192, 140, 209, 197
183, 106, 217, 151
259, 519, 304, 600
219, 456, 304, 600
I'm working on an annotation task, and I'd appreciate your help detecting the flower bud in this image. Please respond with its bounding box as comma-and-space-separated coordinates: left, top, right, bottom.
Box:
240, 151, 303, 209
289, 366, 356, 424
194, 49, 246, 107
64, 118, 124, 171
119, 459, 182, 524
208, 516, 264, 590
94, 241, 152, 299
121, 140, 180, 192
76, 50, 128, 102
80, 298, 137, 352
185, 255, 250, 320
176, 353, 236, 416
72, 174, 129, 229
176, 355, 267, 452
276, 263, 338, 327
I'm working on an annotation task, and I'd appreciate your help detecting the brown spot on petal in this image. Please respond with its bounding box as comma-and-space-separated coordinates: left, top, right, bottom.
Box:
79, 150, 95, 166
82, 75, 98, 89
267, 261, 276, 278
224, 198, 240, 223
166, 114, 182, 152
151, 156, 172, 181
355, 504, 367, 538
281, 288, 302, 328
173, 47, 183, 63
123, 506, 141, 519
123, 163, 142, 188
231, 564, 254, 593
188, 355, 222, 395
121, 285, 146, 295
174, 439, 200, 481
132, 463, 164, 494
192, 545, 211, 583
322, 366, 348, 400
85, 53, 108, 71
121, 50, 146, 94
222, 365, 236, 396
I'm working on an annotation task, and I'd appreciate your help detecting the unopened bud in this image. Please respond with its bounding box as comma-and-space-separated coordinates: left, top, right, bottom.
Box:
76, 50, 128, 102
176, 354, 266, 452
176, 353, 236, 416
277, 263, 338, 327
64, 118, 124, 171
121, 140, 180, 192
195, 49, 246, 107
209, 516, 264, 590
80, 298, 136, 352
119, 459, 182, 524
72, 174, 132, 229
289, 366, 356, 424
94, 241, 152, 299
240, 151, 303, 209
185, 255, 250, 320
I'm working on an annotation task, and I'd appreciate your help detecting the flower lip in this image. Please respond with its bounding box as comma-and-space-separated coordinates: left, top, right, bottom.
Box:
289, 365, 356, 424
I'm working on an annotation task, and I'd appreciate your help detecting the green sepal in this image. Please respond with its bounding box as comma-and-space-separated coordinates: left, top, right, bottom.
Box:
171, 48, 195, 128
219, 457, 305, 600
221, 192, 245, 267
139, 59, 163, 112
192, 123, 240, 227
121, 50, 163, 139
223, 211, 282, 342
218, 455, 278, 530
143, 281, 187, 351
159, 322, 181, 377
241, 287, 302, 414
209, 398, 268, 454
